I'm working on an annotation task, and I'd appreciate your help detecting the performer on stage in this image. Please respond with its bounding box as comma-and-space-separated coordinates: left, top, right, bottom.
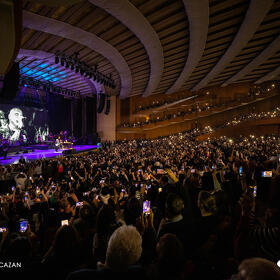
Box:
55, 138, 60, 152
37, 133, 41, 144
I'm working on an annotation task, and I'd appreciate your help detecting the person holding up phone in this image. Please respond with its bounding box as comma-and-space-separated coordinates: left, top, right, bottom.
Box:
19, 219, 28, 233
14, 172, 27, 189
235, 191, 280, 262
143, 200, 151, 215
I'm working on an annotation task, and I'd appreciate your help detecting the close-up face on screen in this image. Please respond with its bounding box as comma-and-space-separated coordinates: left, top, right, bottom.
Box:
0, 104, 49, 143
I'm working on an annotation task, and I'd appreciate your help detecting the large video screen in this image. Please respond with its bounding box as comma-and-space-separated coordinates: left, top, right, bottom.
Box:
0, 104, 49, 144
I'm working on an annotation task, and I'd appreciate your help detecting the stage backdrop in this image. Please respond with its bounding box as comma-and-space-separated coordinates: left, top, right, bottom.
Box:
0, 104, 49, 143
47, 94, 71, 137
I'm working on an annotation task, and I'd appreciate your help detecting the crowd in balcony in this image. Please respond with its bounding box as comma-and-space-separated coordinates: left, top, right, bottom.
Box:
225, 107, 280, 127
119, 83, 278, 128
132, 81, 279, 115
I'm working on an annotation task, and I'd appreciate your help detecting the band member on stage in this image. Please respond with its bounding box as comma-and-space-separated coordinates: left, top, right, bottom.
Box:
37, 133, 41, 144
42, 125, 49, 141
55, 138, 60, 152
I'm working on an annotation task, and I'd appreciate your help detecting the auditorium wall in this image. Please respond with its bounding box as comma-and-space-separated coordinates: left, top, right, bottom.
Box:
97, 95, 116, 141
128, 83, 253, 123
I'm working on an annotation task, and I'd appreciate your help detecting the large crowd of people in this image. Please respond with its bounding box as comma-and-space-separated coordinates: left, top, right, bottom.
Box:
0, 128, 280, 279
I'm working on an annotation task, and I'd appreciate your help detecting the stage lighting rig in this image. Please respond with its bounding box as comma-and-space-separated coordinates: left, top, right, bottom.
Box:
55, 51, 116, 89
19, 76, 81, 99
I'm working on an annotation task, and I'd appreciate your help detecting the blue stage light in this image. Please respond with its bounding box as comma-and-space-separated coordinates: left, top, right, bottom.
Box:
20, 62, 67, 83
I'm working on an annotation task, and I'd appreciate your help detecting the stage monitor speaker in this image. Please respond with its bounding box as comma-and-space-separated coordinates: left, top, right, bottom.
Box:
104, 97, 110, 115
1, 62, 20, 100
97, 93, 105, 113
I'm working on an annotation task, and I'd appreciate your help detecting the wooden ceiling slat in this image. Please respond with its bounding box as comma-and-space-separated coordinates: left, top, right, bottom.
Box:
237, 45, 267, 55
120, 44, 146, 57
195, 56, 223, 68
132, 83, 147, 88
132, 0, 168, 16
115, 37, 139, 52
157, 74, 181, 83
204, 36, 233, 50
130, 69, 150, 77
127, 60, 149, 69
163, 38, 188, 52
164, 51, 187, 62
192, 62, 218, 73
209, 5, 248, 27
156, 76, 180, 85
161, 63, 185, 72
207, 27, 239, 43
164, 58, 186, 68
210, 0, 246, 14
199, 52, 225, 64
70, 6, 103, 30
203, 42, 229, 53
163, 46, 187, 58
261, 59, 280, 66
86, 15, 118, 38
145, 1, 185, 25
154, 12, 187, 34
99, 26, 131, 45
160, 30, 189, 45
186, 73, 208, 82
158, 22, 188, 40
208, 19, 242, 36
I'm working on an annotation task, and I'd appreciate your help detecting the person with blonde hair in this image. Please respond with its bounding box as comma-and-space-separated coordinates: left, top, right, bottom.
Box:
104, 225, 142, 271
67, 225, 147, 280
197, 190, 217, 216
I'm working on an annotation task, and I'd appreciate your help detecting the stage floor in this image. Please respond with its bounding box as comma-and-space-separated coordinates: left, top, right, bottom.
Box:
0, 145, 99, 165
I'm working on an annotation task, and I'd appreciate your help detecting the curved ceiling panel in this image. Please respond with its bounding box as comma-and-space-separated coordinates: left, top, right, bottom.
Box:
192, 0, 274, 91
89, 0, 164, 97
166, 0, 208, 95
22, 10, 132, 99
223, 34, 280, 86
255, 65, 280, 84
18, 48, 54, 60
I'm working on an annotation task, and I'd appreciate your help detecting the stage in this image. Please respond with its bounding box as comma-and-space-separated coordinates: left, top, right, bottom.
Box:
0, 144, 100, 165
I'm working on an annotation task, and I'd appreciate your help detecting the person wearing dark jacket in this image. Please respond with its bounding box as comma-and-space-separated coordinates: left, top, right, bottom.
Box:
157, 193, 195, 257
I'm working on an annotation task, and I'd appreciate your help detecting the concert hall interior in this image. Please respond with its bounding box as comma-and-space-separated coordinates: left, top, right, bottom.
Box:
1, 1, 280, 279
